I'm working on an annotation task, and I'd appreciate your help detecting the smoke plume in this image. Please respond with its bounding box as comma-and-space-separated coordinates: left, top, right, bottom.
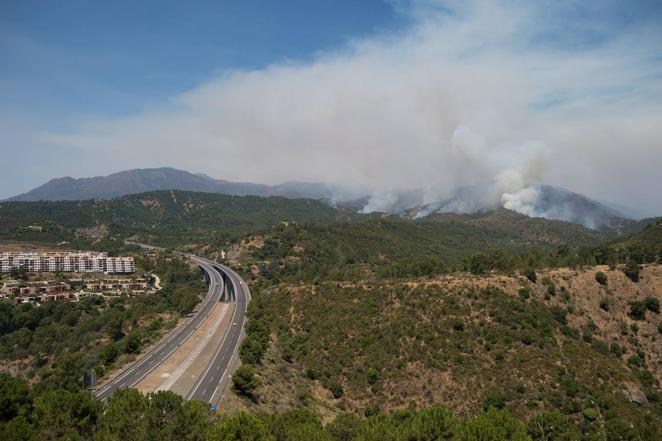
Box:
36, 0, 662, 217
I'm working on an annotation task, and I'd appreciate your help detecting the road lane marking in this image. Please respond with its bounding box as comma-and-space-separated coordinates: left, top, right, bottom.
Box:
96, 262, 223, 399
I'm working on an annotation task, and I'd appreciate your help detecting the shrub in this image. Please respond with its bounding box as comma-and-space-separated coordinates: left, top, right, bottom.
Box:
366, 368, 379, 385
591, 339, 609, 355
329, 381, 344, 399
527, 412, 579, 440
232, 365, 259, 397
521, 334, 534, 345
326, 413, 362, 441
239, 320, 271, 366
452, 319, 465, 331
595, 271, 608, 286
523, 268, 537, 283
550, 306, 567, 325
582, 408, 598, 421
658, 322, 662, 335
305, 368, 320, 381
463, 407, 529, 441
644, 296, 660, 313
483, 391, 507, 410
610, 342, 623, 357
560, 325, 579, 340
629, 301, 647, 320
123, 332, 142, 354
561, 378, 580, 398
541, 278, 555, 297
599, 298, 610, 312
518, 288, 530, 300
627, 355, 643, 367
207, 412, 271, 440
624, 261, 641, 282
100, 343, 119, 365
363, 404, 380, 417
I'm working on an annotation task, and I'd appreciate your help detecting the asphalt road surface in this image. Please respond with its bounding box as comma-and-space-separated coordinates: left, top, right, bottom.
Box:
186, 262, 249, 404
95, 257, 226, 401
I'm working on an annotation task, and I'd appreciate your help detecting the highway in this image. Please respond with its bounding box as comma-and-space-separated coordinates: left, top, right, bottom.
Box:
95, 256, 234, 401
186, 262, 249, 403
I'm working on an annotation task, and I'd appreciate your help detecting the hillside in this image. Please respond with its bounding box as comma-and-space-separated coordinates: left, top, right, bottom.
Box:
407, 184, 634, 231
0, 193, 660, 438
618, 218, 662, 248
0, 190, 345, 248
223, 211, 613, 283
8, 167, 650, 233
7, 167, 340, 202
0, 192, 616, 258
422, 209, 611, 246
227, 265, 662, 438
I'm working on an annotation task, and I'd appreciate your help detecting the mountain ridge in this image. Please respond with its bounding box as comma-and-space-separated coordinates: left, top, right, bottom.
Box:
7, 167, 645, 231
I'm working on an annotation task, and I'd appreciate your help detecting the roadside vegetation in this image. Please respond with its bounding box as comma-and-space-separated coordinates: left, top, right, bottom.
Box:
2, 380, 654, 440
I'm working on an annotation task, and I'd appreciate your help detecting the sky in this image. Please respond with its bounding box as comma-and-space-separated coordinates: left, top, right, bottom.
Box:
1, 0, 662, 216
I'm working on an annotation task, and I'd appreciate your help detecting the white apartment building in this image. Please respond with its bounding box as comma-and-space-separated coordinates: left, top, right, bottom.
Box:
0, 251, 135, 274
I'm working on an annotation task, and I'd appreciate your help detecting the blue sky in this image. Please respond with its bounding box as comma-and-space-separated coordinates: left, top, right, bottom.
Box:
0, 0, 406, 196
1, 1, 662, 216
1, 0, 404, 125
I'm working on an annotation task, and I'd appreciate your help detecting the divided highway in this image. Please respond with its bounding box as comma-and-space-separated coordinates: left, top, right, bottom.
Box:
95, 256, 246, 402
187, 263, 249, 403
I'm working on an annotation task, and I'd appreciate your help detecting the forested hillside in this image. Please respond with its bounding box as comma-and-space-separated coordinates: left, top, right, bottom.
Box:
0, 191, 345, 248
230, 266, 662, 439
1, 193, 661, 439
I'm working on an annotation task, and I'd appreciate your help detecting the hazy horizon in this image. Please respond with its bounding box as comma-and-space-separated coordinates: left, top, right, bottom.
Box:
2, 1, 662, 216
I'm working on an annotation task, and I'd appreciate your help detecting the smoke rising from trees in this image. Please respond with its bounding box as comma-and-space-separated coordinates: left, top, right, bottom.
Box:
40, 1, 662, 217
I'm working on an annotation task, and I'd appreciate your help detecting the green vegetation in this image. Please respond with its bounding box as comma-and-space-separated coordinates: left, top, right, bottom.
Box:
0, 255, 205, 384
595, 271, 608, 286
232, 365, 259, 399
624, 261, 641, 282
241, 280, 661, 435
599, 298, 610, 312
0, 191, 345, 250
628, 297, 660, 320
644, 296, 660, 313
1, 194, 661, 439
522, 268, 537, 283
1, 378, 656, 441
240, 215, 618, 284
3, 193, 660, 283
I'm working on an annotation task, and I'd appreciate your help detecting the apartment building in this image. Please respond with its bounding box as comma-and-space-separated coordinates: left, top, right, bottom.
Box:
0, 251, 135, 274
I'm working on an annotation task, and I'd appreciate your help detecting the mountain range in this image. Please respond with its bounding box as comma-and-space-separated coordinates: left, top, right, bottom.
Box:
7, 167, 643, 230
7, 167, 340, 202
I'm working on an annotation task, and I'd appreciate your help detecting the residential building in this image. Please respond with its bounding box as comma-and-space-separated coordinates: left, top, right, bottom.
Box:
0, 251, 135, 274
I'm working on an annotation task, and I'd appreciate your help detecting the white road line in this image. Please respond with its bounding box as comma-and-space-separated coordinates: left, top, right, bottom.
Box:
96, 261, 222, 399
208, 278, 249, 403
186, 272, 241, 401
156, 303, 229, 392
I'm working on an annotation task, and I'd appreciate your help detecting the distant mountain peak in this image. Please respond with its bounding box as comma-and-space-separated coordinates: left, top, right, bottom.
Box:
6, 167, 335, 203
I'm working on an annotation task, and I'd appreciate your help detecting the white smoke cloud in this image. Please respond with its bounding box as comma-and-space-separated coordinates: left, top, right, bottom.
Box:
501, 186, 542, 217
361, 192, 400, 214
35, 0, 662, 217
